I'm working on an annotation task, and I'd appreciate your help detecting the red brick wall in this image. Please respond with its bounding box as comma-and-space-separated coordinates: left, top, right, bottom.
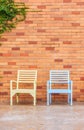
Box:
0, 0, 84, 104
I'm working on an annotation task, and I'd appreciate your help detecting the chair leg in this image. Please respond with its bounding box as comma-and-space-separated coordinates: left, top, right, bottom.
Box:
47, 92, 50, 105
34, 92, 36, 106
10, 81, 13, 106
68, 93, 69, 104
70, 92, 72, 105
10, 94, 13, 106
34, 98, 36, 106
16, 94, 19, 104
50, 94, 52, 104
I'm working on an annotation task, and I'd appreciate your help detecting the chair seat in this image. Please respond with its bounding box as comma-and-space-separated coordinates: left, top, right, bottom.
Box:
12, 89, 35, 96
13, 89, 35, 93
48, 89, 71, 94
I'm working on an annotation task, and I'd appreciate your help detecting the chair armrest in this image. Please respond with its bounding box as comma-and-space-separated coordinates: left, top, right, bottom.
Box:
10, 80, 17, 90
10, 80, 17, 83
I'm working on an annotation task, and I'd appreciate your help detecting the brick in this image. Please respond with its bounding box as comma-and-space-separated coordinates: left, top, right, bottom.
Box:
0, 38, 8, 42
8, 62, 16, 65
0, 92, 8, 95
37, 98, 42, 101
54, 59, 63, 62
63, 0, 72, 3
21, 0, 28, 2
63, 65, 72, 68
37, 5, 46, 9
63, 41, 72, 44
3, 53, 12, 57
37, 86, 42, 89
12, 47, 20, 50
25, 20, 33, 24
46, 47, 55, 51
4, 71, 12, 74
28, 41, 38, 44
54, 17, 63, 21
37, 29, 46, 33
80, 77, 84, 81
80, 89, 84, 92
77, 2, 84, 5
0, 83, 3, 86
72, 11, 80, 15
72, 23, 80, 27
16, 32, 25, 36
50, 38, 59, 41
20, 53, 29, 56
0, 53, 3, 56
29, 65, 37, 69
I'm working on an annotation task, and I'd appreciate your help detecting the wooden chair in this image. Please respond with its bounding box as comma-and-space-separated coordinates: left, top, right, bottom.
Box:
47, 70, 73, 105
10, 70, 37, 105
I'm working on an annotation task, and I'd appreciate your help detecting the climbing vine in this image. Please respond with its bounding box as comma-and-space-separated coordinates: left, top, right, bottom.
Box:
0, 0, 28, 35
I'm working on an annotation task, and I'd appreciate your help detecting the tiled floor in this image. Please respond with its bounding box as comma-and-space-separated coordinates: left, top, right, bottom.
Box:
0, 103, 84, 130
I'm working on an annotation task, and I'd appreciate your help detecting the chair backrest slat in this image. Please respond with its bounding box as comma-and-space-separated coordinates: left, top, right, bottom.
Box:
50, 70, 69, 83
17, 70, 37, 83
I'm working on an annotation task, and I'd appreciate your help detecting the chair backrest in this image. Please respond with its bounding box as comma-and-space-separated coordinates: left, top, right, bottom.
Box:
50, 70, 69, 84
17, 70, 37, 83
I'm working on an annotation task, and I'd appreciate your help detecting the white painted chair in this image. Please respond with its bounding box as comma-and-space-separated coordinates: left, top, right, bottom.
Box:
47, 70, 73, 105
10, 70, 37, 105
